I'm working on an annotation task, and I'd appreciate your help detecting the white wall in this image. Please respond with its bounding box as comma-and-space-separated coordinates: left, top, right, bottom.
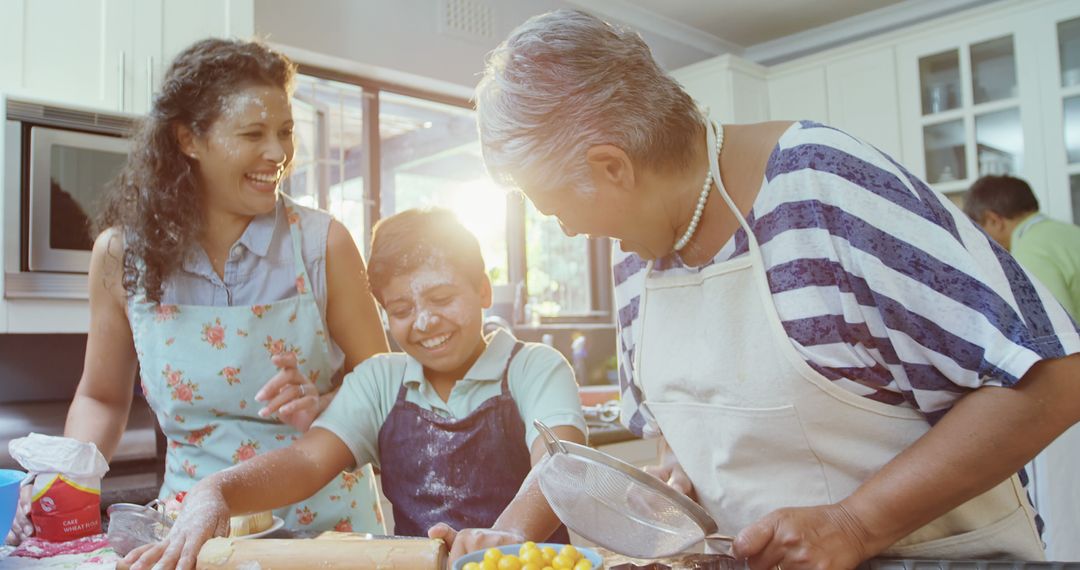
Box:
254, 0, 717, 92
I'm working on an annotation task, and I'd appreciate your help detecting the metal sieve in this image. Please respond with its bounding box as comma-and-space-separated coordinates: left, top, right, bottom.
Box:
533, 420, 733, 560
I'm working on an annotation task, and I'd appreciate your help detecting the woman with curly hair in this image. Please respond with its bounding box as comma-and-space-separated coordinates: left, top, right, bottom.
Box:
11, 38, 389, 541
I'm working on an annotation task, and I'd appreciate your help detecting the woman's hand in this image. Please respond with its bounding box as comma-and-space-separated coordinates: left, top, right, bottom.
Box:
256, 352, 320, 432
4, 484, 33, 545
121, 482, 231, 570
732, 503, 873, 570
428, 522, 526, 564
643, 437, 696, 499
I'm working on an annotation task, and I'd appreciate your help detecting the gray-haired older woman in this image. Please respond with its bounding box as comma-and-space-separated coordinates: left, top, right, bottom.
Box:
466, 9, 1080, 569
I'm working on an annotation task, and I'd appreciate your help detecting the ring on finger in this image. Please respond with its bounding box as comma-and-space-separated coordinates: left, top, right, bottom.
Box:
298, 383, 307, 398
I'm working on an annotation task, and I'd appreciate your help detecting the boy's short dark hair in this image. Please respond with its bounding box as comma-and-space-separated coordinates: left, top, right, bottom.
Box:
367, 208, 487, 305
963, 175, 1039, 222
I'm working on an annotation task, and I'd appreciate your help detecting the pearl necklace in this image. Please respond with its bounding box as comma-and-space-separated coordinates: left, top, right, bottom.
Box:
674, 121, 724, 251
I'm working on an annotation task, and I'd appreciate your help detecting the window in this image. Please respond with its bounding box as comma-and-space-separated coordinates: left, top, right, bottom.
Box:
287, 69, 611, 323
379, 92, 508, 286
286, 75, 368, 247
524, 201, 592, 318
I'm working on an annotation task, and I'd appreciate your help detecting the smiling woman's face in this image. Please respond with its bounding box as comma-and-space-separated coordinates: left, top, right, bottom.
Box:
186, 85, 294, 217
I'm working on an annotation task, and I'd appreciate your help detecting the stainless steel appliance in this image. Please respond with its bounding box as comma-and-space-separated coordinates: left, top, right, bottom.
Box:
3, 95, 134, 297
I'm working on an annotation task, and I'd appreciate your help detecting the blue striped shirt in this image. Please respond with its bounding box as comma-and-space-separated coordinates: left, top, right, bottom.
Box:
615, 121, 1080, 438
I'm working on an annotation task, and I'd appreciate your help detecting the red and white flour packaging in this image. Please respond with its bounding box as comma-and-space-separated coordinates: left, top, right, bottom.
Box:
9, 433, 109, 542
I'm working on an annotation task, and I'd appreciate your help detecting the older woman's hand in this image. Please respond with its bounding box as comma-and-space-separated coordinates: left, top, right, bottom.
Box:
732, 503, 873, 570
255, 352, 320, 432
121, 481, 231, 570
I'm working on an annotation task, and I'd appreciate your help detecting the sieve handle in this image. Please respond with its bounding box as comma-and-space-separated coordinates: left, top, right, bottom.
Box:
704, 533, 736, 556
534, 419, 568, 455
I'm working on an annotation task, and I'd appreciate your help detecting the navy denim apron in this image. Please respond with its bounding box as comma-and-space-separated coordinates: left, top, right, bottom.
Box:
378, 342, 570, 542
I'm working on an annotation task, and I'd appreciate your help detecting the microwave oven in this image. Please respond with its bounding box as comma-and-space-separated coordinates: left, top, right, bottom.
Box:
3, 95, 134, 298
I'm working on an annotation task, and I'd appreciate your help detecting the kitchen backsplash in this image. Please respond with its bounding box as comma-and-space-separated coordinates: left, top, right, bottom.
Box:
0, 326, 619, 404
0, 334, 87, 403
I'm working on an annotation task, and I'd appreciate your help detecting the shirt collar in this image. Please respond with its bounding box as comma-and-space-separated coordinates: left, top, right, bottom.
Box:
402, 328, 519, 388
180, 199, 281, 274
1012, 212, 1046, 242
237, 201, 280, 259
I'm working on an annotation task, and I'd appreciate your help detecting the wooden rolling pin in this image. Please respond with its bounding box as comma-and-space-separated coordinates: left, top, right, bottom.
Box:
195, 535, 447, 569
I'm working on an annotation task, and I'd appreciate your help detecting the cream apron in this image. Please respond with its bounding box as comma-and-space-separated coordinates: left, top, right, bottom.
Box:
632, 122, 1044, 559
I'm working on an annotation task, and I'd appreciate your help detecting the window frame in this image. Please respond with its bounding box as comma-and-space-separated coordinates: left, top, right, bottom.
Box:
295, 65, 613, 325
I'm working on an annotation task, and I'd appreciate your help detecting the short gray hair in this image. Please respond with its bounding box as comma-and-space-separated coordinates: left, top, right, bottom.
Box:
476, 9, 706, 196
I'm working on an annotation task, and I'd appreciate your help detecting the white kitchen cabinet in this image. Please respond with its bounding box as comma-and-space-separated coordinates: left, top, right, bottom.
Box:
767, 66, 828, 125
673, 55, 769, 125
3, 0, 253, 115
130, 0, 255, 114
896, 3, 1050, 205
0, 0, 25, 95
1034, 0, 1080, 223
0, 1, 253, 333
763, 48, 904, 161
826, 48, 904, 160
15, 0, 133, 111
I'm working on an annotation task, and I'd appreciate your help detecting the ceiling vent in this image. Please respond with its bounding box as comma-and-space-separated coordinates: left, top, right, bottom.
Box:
439, 0, 495, 43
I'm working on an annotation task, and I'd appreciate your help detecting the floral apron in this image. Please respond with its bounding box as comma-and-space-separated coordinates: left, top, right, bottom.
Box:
128, 198, 385, 533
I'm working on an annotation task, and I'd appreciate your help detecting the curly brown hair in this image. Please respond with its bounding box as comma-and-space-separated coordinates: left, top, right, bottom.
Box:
96, 38, 296, 303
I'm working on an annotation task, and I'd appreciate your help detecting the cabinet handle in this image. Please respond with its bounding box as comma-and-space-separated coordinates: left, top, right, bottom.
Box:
146, 55, 154, 110
117, 50, 126, 111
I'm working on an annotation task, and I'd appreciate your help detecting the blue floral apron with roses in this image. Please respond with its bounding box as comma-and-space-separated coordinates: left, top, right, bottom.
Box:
128, 198, 384, 534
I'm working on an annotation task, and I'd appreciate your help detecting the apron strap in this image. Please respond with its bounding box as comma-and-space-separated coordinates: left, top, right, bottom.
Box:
394, 377, 410, 403
499, 342, 525, 395
280, 193, 316, 298
706, 120, 759, 252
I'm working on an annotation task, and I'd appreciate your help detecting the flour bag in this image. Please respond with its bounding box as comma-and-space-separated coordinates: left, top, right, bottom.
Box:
9, 433, 109, 541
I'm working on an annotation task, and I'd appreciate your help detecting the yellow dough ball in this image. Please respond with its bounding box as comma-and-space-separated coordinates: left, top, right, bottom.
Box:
498, 554, 522, 570
551, 555, 574, 570
520, 548, 545, 566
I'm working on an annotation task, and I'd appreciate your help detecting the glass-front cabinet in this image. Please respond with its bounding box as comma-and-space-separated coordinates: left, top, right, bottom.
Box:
903, 32, 1033, 198
898, 7, 1049, 209
1053, 14, 1080, 222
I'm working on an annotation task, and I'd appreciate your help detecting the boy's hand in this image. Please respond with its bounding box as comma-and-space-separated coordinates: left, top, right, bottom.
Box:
122, 482, 231, 570
4, 484, 33, 545
428, 523, 525, 564
256, 353, 320, 432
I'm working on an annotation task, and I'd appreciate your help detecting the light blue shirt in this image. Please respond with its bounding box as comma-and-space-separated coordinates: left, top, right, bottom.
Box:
313, 329, 588, 470
159, 197, 345, 379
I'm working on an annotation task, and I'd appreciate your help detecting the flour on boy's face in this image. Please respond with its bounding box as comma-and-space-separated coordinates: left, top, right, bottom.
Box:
381, 261, 490, 375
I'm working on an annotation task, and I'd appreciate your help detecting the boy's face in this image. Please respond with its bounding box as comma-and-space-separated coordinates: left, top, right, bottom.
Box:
381, 261, 493, 375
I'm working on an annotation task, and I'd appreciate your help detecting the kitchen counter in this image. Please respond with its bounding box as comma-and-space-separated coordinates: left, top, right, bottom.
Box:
1, 397, 163, 518
588, 421, 637, 446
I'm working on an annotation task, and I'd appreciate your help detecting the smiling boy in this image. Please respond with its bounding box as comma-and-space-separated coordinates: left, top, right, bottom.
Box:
124, 208, 587, 570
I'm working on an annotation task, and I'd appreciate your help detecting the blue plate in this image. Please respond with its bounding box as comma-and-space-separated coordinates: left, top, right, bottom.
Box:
452, 542, 602, 569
